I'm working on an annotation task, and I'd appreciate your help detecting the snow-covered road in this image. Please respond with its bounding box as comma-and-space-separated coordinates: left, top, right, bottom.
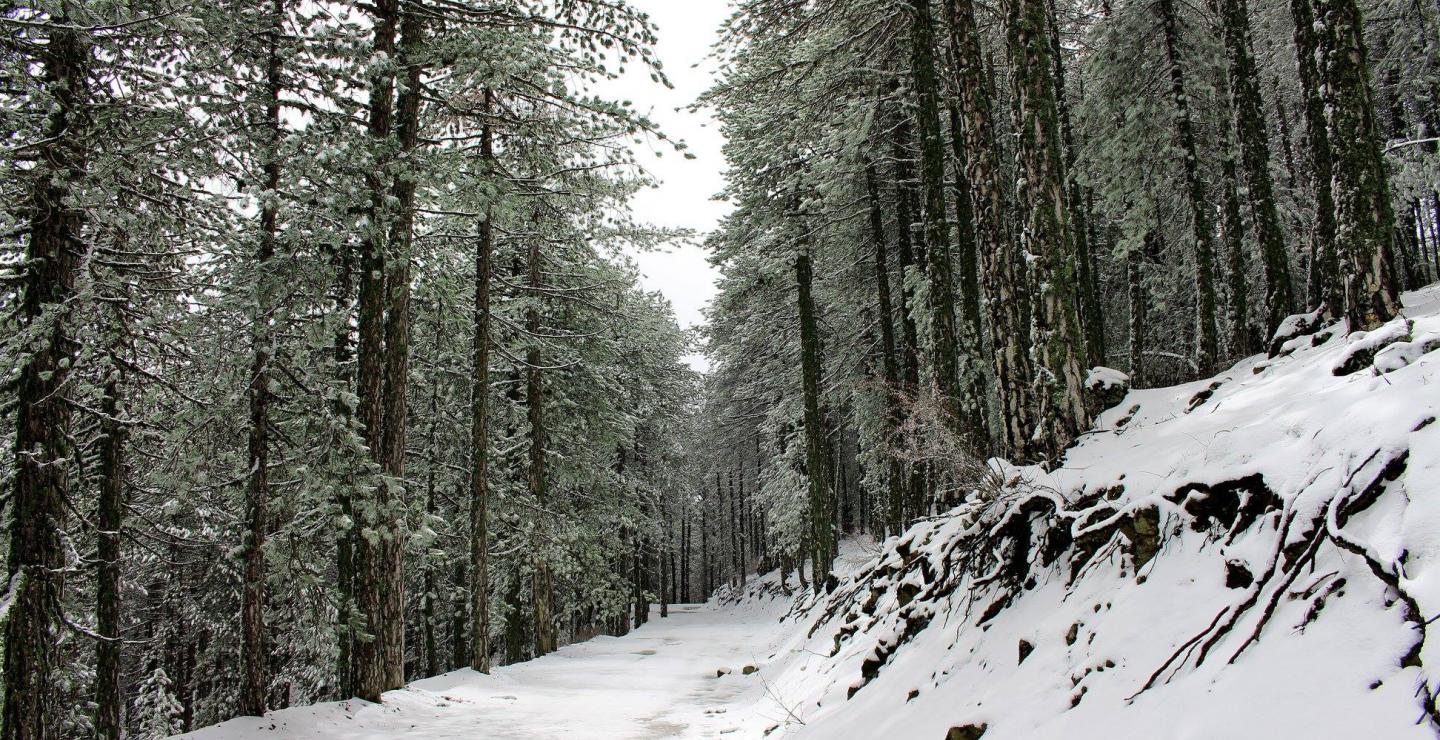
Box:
181, 599, 798, 739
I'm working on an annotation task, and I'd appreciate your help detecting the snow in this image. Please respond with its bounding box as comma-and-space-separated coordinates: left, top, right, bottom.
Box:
1083, 366, 1128, 390
177, 594, 803, 739
181, 284, 1440, 739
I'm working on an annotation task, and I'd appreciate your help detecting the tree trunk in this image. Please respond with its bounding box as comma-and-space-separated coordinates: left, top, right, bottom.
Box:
2, 18, 88, 739
1046, 0, 1105, 368
1313, 0, 1402, 329
891, 116, 924, 393
527, 229, 558, 657
376, 1, 424, 691
1291, 0, 1340, 313
1217, 85, 1257, 358
333, 239, 357, 697
94, 327, 127, 740
947, 0, 1037, 461
795, 249, 834, 582
1218, 0, 1296, 336
449, 549, 468, 670
1158, 0, 1221, 375
735, 471, 747, 584
907, 0, 983, 445
469, 88, 495, 675
865, 161, 907, 535
351, 0, 399, 703
1128, 243, 1148, 387
1005, 0, 1092, 456
240, 0, 285, 715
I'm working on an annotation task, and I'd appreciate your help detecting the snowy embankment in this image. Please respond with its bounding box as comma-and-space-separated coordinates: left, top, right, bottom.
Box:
763, 283, 1440, 739
183, 284, 1440, 739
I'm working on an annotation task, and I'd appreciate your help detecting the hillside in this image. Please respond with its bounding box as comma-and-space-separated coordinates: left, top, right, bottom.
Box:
760, 283, 1440, 739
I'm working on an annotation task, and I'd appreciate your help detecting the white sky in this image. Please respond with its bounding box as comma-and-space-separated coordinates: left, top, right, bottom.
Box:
609, 0, 735, 372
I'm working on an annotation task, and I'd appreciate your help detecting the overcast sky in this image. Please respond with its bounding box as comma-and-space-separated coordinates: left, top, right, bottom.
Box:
607, 0, 735, 371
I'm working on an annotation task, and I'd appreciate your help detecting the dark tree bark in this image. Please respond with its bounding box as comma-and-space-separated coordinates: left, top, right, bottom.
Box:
700, 500, 710, 597
1290, 0, 1341, 313
2, 18, 88, 739
527, 229, 558, 657
1158, 0, 1221, 375
947, 0, 1037, 461
377, 1, 425, 691
735, 470, 748, 585
469, 88, 495, 675
1313, 0, 1401, 329
1128, 242, 1149, 387
795, 248, 834, 581
422, 370, 441, 679
94, 311, 128, 740
890, 116, 924, 392
333, 238, 357, 699
1005, 0, 1092, 455
945, 105, 985, 372
1218, 0, 1296, 336
1215, 68, 1258, 359
907, 0, 986, 445
866, 161, 907, 535
1046, 0, 1105, 368
449, 547, 468, 670
351, 0, 400, 703
240, 0, 285, 716
888, 115, 928, 522
1219, 138, 1256, 358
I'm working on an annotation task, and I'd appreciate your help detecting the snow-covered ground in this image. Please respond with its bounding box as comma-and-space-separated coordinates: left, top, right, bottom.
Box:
184, 284, 1440, 739
178, 596, 804, 739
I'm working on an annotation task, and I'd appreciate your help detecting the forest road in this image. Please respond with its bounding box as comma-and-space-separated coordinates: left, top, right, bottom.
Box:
179, 599, 796, 739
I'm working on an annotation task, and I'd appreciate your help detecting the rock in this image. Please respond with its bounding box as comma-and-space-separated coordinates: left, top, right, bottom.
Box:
1065, 623, 1079, 646
716, 668, 731, 678
1113, 403, 1141, 430
1225, 560, 1254, 589
1084, 367, 1130, 415
1120, 507, 1161, 572
907, 689, 920, 701
1018, 639, 1034, 664
1333, 318, 1413, 376
1373, 331, 1440, 374
978, 595, 1010, 625
742, 665, 758, 675
1185, 381, 1224, 413
947, 724, 988, 740
1268, 307, 1328, 357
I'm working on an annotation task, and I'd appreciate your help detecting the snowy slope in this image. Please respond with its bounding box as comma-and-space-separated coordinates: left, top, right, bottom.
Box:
180, 284, 1440, 739
754, 283, 1440, 739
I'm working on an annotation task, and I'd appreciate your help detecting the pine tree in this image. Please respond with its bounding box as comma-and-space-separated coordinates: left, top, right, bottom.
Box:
2, 14, 91, 738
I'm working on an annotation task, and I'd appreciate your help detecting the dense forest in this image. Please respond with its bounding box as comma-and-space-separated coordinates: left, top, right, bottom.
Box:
0, 0, 1436, 737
